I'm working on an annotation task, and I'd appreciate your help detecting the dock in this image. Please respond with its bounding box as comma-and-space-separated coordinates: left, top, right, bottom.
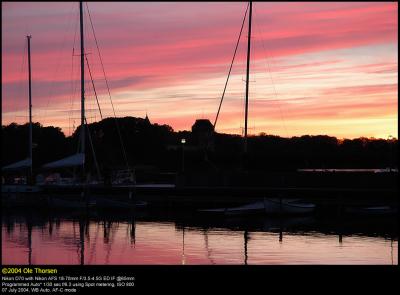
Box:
2, 171, 397, 210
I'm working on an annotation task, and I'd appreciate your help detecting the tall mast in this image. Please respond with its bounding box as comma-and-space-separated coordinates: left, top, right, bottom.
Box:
79, 1, 85, 171
27, 35, 33, 179
244, 1, 252, 153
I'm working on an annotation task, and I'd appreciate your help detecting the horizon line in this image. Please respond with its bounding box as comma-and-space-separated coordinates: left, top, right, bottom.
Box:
3, 116, 398, 141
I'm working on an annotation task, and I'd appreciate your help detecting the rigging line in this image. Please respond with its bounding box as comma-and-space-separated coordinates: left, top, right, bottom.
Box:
253, 10, 289, 138
42, 2, 76, 126
70, 11, 81, 136
239, 25, 247, 136
86, 2, 130, 170
85, 117, 101, 181
214, 2, 249, 130
14, 39, 27, 124
241, 91, 246, 136
83, 56, 93, 122
248, 29, 257, 136
69, 20, 78, 136
71, 67, 80, 134
69, 52, 73, 135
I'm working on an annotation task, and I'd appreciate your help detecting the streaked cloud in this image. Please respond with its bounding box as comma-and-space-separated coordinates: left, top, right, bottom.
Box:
2, 2, 398, 138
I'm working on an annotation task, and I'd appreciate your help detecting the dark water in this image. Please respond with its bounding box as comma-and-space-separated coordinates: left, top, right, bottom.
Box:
2, 209, 398, 265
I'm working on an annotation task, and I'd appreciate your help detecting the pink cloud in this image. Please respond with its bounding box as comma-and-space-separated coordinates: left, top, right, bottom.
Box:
2, 2, 398, 138
321, 84, 397, 96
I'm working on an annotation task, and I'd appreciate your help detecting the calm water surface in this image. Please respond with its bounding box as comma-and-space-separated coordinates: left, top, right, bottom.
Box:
2, 210, 397, 265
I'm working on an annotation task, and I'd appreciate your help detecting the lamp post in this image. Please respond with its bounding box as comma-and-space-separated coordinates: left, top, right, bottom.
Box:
181, 138, 186, 173
388, 135, 393, 172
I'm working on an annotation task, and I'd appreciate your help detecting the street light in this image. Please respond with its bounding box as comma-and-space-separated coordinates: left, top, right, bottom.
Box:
181, 138, 186, 173
388, 135, 393, 172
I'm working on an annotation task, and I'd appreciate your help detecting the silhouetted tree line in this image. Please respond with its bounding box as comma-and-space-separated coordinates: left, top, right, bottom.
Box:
2, 117, 398, 175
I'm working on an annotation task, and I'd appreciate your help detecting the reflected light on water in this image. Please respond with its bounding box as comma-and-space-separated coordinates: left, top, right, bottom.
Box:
2, 214, 398, 265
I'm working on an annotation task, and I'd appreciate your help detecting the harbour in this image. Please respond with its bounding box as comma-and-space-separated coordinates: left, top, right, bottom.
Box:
2, 0, 398, 275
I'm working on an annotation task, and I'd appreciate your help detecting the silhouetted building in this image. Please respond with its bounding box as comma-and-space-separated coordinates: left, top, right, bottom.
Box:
191, 119, 214, 150
144, 113, 150, 125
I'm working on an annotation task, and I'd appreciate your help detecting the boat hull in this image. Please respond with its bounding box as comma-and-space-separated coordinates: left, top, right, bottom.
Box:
345, 206, 397, 216
263, 198, 316, 215
95, 197, 147, 210
198, 198, 316, 216
2, 185, 41, 194
48, 196, 95, 210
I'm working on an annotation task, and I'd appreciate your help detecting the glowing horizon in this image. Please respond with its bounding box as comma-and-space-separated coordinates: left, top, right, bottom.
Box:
2, 2, 398, 139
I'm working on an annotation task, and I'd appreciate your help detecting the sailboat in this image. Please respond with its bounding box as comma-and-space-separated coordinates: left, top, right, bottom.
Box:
2, 35, 40, 195
199, 2, 316, 216
34, 2, 102, 210
40, 2, 130, 188
40, 2, 146, 210
41, 2, 86, 184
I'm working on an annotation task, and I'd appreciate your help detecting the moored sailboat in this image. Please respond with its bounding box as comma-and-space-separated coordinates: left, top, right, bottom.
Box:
37, 2, 100, 210
41, 2, 87, 186
2, 35, 41, 196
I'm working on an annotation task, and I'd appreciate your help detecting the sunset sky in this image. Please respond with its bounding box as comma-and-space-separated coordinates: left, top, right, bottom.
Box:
2, 2, 398, 139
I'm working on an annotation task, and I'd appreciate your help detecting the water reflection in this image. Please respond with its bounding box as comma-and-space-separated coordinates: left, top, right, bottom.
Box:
182, 226, 186, 265
244, 230, 249, 265
27, 215, 32, 265
1, 209, 398, 265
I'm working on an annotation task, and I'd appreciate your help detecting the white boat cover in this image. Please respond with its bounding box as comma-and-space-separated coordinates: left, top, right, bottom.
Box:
2, 158, 32, 171
42, 153, 84, 169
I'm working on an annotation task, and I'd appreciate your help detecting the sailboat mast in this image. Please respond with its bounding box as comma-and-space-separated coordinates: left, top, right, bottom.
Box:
244, 1, 252, 153
79, 1, 85, 170
27, 35, 33, 178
